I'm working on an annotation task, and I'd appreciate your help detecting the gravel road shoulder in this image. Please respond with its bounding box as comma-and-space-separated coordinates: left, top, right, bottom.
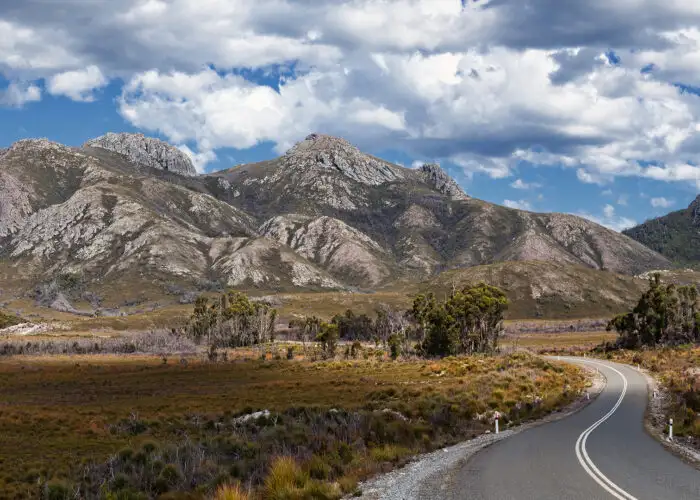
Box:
353, 363, 605, 500
641, 368, 700, 469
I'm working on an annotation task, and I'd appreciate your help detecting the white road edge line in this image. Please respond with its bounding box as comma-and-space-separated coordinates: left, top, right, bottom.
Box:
572, 359, 638, 500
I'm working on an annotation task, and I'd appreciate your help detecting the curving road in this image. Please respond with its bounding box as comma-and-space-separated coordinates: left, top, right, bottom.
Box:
439, 358, 700, 500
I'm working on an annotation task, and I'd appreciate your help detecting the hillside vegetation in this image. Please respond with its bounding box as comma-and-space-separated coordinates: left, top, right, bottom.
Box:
423, 260, 649, 319
624, 195, 700, 266
0, 311, 23, 329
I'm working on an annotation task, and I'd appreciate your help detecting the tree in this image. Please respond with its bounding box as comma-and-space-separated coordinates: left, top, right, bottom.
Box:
410, 293, 437, 344
445, 283, 508, 354
607, 273, 699, 348
411, 283, 508, 357
188, 291, 277, 348
316, 322, 339, 358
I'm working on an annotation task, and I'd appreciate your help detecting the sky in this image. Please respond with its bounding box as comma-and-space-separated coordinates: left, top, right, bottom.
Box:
1, 0, 700, 232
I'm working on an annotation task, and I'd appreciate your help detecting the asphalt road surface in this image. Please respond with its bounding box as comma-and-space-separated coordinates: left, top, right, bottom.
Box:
442, 358, 700, 500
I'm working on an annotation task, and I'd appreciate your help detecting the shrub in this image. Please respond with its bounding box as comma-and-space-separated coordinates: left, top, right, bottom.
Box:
214, 483, 250, 500
264, 457, 308, 499
305, 455, 332, 480
44, 480, 74, 500
369, 445, 410, 463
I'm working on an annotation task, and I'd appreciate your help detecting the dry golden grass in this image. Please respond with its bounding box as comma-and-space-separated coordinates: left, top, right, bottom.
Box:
277, 291, 412, 321
214, 483, 251, 500
0, 351, 586, 499
503, 331, 617, 350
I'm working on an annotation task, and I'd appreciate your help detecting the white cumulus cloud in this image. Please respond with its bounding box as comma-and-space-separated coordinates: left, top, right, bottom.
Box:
510, 178, 542, 190
1, 1, 700, 189
650, 196, 675, 208
576, 204, 637, 232
0, 81, 41, 107
47, 66, 108, 102
503, 199, 533, 211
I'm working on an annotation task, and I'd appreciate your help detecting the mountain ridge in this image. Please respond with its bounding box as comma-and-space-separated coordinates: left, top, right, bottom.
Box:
0, 132, 672, 313
623, 194, 700, 266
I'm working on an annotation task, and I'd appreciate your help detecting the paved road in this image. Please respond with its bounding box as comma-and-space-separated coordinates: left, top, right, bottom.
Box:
441, 358, 700, 500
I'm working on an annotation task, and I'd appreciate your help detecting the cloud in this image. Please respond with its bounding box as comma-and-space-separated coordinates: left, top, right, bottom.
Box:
503, 199, 532, 211
0, 81, 41, 107
576, 169, 607, 185
510, 178, 542, 190
617, 194, 628, 206
2, 1, 700, 186
47, 66, 108, 102
177, 144, 217, 174
650, 196, 675, 208
576, 204, 636, 232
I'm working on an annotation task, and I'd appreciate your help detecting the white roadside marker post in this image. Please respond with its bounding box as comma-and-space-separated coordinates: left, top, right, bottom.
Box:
669, 418, 673, 441
495, 411, 500, 434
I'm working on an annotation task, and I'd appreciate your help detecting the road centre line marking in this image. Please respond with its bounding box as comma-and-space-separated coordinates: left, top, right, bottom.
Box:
572, 359, 639, 500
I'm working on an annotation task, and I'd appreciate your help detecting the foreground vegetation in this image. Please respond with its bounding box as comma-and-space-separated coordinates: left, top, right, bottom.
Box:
0, 352, 586, 499
598, 347, 700, 440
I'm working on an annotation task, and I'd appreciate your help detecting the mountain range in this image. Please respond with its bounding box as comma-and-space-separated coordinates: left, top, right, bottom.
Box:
0, 132, 675, 315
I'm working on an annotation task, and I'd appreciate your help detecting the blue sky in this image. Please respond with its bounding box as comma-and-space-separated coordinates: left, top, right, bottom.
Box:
2, 0, 700, 231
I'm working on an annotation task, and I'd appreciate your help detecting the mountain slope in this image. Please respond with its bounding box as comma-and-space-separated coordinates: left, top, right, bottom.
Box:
0, 138, 338, 295
210, 134, 669, 278
0, 132, 671, 313
424, 260, 649, 319
623, 195, 700, 265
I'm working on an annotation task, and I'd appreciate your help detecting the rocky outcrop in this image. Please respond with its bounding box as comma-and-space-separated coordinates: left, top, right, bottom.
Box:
84, 132, 197, 177
282, 133, 404, 186
0, 131, 673, 308
260, 214, 390, 285
418, 163, 469, 200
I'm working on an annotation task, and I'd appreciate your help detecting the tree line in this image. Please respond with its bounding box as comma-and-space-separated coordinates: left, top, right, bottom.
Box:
188, 283, 509, 359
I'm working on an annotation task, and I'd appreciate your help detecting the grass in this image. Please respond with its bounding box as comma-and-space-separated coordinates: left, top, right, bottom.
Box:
215, 483, 250, 500
503, 331, 617, 350
0, 351, 587, 499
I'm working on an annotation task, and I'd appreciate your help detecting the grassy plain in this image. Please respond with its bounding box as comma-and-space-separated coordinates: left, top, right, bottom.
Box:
0, 351, 587, 499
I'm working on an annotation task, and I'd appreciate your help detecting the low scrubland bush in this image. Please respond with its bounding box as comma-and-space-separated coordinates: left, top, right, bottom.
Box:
16, 352, 584, 499
0, 330, 197, 357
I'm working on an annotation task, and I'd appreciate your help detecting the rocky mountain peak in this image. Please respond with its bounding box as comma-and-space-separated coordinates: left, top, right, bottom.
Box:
282, 133, 404, 186
84, 132, 197, 177
418, 163, 469, 200
7, 138, 73, 153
